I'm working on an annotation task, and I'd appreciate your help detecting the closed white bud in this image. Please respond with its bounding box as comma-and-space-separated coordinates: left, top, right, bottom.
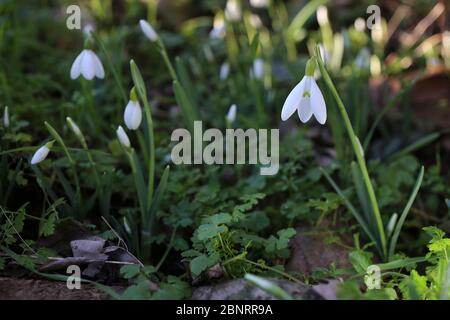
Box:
124, 100, 142, 130
139, 20, 158, 42
220, 63, 230, 80
66, 117, 83, 139
3, 106, 9, 128
226, 104, 237, 123
116, 125, 131, 148
31, 140, 54, 165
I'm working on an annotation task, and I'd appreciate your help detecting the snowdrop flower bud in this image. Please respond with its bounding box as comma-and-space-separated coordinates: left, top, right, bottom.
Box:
220, 63, 230, 80
250, 0, 269, 8
280, 57, 327, 124
83, 23, 94, 36
209, 16, 226, 39
225, 0, 241, 22
226, 104, 237, 123
31, 140, 54, 165
124, 87, 142, 130
116, 126, 131, 148
3, 106, 9, 128
316, 5, 329, 26
66, 117, 83, 140
70, 49, 105, 80
139, 19, 158, 42
252, 58, 264, 80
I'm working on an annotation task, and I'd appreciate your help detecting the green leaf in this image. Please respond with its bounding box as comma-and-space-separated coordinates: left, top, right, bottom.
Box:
388, 166, 424, 259
190, 254, 219, 275
349, 250, 373, 274
120, 264, 142, 279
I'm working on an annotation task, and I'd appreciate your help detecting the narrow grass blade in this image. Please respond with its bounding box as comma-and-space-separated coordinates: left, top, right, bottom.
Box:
320, 168, 380, 253
244, 273, 294, 300
44, 121, 74, 164
147, 165, 170, 233
363, 79, 418, 150
287, 0, 328, 38
388, 166, 425, 259
173, 80, 196, 132
389, 132, 440, 160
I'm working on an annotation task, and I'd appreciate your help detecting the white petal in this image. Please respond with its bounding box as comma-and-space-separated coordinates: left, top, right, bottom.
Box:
31, 146, 50, 165
91, 51, 105, 79
298, 98, 313, 123
124, 101, 142, 130
81, 50, 95, 80
281, 77, 306, 121
310, 79, 327, 124
70, 51, 84, 79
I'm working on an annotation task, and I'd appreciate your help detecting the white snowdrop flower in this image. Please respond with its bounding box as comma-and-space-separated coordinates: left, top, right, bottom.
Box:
250, 0, 269, 8
209, 16, 226, 39
252, 58, 264, 80
280, 58, 327, 125
316, 5, 329, 26
31, 141, 54, 165
249, 14, 263, 29
3, 106, 9, 128
116, 125, 131, 148
83, 23, 94, 35
220, 63, 230, 80
70, 49, 105, 80
139, 19, 158, 42
354, 17, 366, 32
66, 117, 83, 139
225, 0, 241, 22
355, 47, 371, 70
124, 88, 142, 130
226, 104, 237, 123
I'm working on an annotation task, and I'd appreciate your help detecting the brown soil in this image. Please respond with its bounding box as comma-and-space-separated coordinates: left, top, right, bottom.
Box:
0, 276, 111, 300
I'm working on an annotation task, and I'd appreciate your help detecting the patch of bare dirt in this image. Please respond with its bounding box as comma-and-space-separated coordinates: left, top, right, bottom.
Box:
0, 276, 110, 300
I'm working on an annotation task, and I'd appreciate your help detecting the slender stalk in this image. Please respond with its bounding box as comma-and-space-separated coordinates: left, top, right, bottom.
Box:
156, 40, 177, 81
315, 47, 387, 258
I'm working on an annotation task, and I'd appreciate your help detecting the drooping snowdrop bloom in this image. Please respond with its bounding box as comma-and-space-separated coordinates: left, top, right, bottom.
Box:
31, 140, 54, 165
116, 125, 131, 148
3, 106, 9, 128
225, 0, 241, 22
139, 19, 158, 42
226, 104, 237, 123
280, 58, 327, 125
220, 63, 230, 80
251, 58, 264, 80
250, 0, 269, 8
70, 49, 105, 80
123, 88, 142, 130
249, 14, 263, 29
209, 15, 226, 39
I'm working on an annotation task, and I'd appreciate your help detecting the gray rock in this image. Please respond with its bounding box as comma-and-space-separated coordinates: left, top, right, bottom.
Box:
191, 278, 323, 300
285, 227, 351, 274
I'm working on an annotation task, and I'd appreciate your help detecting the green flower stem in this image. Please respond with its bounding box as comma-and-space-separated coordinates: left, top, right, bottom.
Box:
80, 79, 101, 133
130, 60, 156, 206
156, 39, 178, 81
44, 122, 82, 217
315, 47, 387, 259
